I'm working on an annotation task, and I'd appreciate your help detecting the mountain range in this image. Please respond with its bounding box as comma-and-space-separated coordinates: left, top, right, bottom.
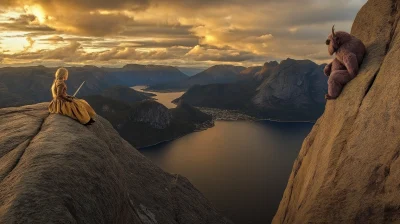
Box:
0, 59, 328, 122
174, 59, 328, 121
146, 65, 247, 92
0, 64, 187, 108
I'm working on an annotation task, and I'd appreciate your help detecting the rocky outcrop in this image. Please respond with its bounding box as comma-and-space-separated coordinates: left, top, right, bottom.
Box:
170, 101, 213, 127
273, 0, 400, 223
238, 66, 263, 79
254, 61, 279, 81
0, 103, 230, 223
251, 59, 327, 120
253, 58, 327, 110
130, 100, 172, 129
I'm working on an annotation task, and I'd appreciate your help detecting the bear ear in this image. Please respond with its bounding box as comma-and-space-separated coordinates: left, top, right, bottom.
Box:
326, 39, 330, 45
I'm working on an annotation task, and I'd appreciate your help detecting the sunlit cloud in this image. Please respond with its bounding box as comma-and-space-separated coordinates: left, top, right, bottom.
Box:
0, 0, 367, 67
22, 36, 35, 52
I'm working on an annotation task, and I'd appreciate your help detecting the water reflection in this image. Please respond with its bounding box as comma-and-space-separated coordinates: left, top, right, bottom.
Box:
132, 86, 184, 108
141, 120, 314, 223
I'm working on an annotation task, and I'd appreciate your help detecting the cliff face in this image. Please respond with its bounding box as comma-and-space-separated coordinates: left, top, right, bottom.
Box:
174, 59, 326, 121
273, 0, 400, 223
130, 100, 172, 129
0, 103, 229, 223
254, 61, 279, 81
253, 58, 327, 110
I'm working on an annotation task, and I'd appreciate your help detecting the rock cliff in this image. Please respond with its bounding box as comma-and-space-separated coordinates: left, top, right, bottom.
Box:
175, 59, 327, 121
130, 100, 172, 129
0, 103, 229, 223
254, 61, 279, 81
253, 58, 327, 113
273, 0, 400, 223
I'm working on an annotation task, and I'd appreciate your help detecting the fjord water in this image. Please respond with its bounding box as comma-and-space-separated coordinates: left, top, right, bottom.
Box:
132, 86, 184, 108
136, 88, 314, 223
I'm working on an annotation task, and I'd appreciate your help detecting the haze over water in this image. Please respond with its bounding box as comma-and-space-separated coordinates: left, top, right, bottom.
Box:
137, 89, 314, 223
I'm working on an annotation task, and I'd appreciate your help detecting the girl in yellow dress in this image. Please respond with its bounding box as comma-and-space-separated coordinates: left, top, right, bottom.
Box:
48, 67, 96, 125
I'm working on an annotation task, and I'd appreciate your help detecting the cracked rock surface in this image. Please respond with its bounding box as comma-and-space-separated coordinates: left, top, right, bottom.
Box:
273, 0, 400, 223
0, 103, 231, 224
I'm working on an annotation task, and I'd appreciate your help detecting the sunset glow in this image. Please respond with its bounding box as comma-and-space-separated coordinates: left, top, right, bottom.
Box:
0, 0, 367, 67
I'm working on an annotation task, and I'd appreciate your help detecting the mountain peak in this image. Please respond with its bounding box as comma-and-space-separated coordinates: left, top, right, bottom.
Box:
279, 58, 315, 67
123, 64, 175, 70
264, 61, 279, 67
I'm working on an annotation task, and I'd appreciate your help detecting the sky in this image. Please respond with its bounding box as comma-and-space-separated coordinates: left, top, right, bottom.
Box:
0, 0, 367, 68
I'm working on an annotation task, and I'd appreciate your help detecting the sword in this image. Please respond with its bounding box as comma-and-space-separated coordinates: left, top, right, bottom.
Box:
73, 81, 85, 97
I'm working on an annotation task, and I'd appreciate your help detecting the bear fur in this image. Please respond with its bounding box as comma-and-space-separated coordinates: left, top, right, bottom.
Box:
324, 26, 366, 100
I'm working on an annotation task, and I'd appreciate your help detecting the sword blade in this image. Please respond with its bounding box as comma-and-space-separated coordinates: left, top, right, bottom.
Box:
73, 81, 85, 97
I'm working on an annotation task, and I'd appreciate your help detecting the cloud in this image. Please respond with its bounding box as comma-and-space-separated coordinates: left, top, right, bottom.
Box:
54, 12, 134, 36
185, 45, 257, 62
90, 37, 198, 49
44, 35, 64, 43
2, 40, 177, 63
23, 36, 35, 52
0, 13, 55, 32
0, 0, 367, 65
0, 0, 150, 11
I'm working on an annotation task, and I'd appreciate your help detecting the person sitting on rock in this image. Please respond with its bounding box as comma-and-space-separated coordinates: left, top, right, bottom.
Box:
48, 67, 96, 125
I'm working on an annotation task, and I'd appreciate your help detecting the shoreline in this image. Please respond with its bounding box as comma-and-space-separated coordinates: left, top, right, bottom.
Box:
133, 85, 317, 124
132, 86, 315, 149
138, 120, 215, 149
198, 107, 316, 124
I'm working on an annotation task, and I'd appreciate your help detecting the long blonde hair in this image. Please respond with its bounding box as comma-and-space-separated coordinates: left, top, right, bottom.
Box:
51, 67, 69, 97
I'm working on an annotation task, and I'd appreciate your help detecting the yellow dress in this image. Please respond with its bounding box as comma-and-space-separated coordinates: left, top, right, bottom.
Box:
48, 80, 96, 124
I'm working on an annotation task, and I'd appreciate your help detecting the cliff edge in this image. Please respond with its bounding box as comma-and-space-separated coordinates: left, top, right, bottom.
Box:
0, 103, 230, 223
273, 0, 400, 223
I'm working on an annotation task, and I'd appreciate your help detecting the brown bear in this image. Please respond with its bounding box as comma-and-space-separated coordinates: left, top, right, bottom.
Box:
324, 25, 366, 100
